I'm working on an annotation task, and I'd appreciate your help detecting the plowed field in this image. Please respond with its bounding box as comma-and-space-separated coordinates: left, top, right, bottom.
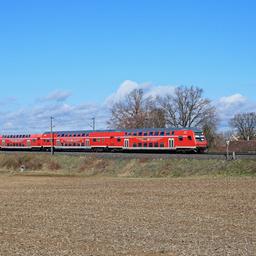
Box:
0, 177, 255, 255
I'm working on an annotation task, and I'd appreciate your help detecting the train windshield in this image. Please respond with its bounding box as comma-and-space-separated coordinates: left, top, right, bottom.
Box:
194, 131, 205, 141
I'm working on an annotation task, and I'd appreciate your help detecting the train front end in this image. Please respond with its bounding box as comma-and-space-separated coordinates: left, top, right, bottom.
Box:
194, 130, 208, 153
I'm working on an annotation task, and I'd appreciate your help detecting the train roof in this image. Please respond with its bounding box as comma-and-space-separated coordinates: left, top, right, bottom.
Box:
43, 127, 203, 135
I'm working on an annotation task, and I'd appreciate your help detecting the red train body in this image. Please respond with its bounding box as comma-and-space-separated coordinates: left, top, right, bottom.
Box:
0, 128, 208, 153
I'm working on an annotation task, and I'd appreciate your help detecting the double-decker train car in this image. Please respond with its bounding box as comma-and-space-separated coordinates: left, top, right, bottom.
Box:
0, 127, 207, 153
0, 134, 42, 150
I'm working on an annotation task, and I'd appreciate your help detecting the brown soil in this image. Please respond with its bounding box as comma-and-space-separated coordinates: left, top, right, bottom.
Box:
0, 176, 255, 255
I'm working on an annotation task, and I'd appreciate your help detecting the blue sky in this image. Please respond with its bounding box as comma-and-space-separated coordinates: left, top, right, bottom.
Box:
0, 0, 255, 132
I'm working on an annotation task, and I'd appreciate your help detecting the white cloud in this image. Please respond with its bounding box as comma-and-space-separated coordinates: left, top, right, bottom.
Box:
41, 90, 72, 102
219, 94, 247, 108
144, 85, 176, 99
1, 83, 256, 134
106, 80, 176, 105
216, 93, 256, 129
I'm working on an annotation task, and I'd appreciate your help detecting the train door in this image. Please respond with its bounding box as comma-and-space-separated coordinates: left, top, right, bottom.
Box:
85, 139, 90, 147
27, 139, 31, 147
168, 138, 174, 149
56, 139, 61, 147
124, 139, 129, 148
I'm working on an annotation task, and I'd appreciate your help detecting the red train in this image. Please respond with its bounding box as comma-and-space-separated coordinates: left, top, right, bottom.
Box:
0, 128, 207, 153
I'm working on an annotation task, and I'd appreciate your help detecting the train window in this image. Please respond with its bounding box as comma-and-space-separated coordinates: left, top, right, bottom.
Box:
160, 143, 165, 147
188, 136, 192, 140
117, 138, 121, 142
133, 143, 137, 147
149, 143, 153, 147
172, 131, 175, 135
138, 143, 142, 147
93, 138, 96, 142
155, 132, 159, 136
133, 132, 137, 136
77, 134, 81, 137
149, 132, 154, 136
138, 132, 142, 136
143, 132, 148, 136
166, 132, 170, 136
154, 143, 158, 147
73, 134, 76, 137
69, 134, 72, 137
128, 132, 132, 136
82, 133, 85, 136
143, 143, 147, 147
86, 134, 89, 137
160, 131, 164, 136
178, 136, 183, 141
125, 132, 127, 135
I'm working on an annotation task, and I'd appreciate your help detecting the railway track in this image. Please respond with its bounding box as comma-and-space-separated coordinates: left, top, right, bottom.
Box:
0, 150, 255, 160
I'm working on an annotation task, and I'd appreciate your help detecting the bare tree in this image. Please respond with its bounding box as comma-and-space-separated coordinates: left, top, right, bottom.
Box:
229, 112, 256, 140
145, 107, 166, 128
108, 89, 166, 129
157, 86, 218, 147
157, 86, 217, 128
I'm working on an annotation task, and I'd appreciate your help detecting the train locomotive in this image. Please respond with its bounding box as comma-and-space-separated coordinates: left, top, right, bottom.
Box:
0, 128, 207, 153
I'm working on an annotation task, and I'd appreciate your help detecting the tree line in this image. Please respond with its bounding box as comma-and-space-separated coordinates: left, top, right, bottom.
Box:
108, 86, 256, 146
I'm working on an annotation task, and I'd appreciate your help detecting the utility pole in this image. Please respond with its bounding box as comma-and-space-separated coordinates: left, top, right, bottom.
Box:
50, 116, 54, 155
92, 117, 95, 130
226, 140, 230, 160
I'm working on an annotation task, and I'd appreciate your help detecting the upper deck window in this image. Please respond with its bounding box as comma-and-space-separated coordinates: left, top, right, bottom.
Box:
149, 132, 154, 136
143, 132, 148, 136
160, 131, 165, 136
155, 132, 159, 136
138, 132, 143, 136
